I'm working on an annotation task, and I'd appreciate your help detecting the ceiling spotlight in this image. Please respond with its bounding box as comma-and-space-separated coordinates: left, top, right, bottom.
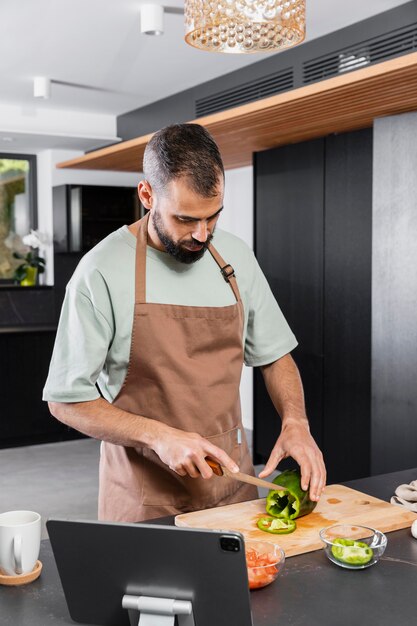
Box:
140, 4, 164, 36
34, 76, 51, 99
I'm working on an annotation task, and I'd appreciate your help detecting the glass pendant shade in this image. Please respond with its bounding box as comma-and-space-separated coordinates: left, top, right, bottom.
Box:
185, 0, 306, 53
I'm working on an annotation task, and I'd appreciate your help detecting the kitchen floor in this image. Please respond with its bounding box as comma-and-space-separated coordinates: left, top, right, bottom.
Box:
0, 430, 266, 539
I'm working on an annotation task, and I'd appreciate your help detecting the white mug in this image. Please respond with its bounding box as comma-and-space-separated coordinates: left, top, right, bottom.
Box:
0, 510, 41, 576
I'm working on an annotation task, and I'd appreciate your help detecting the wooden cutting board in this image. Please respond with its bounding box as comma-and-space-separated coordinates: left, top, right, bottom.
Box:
175, 484, 417, 557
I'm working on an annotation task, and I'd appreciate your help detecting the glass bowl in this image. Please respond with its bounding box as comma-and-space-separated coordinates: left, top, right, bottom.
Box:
319, 524, 387, 569
245, 540, 285, 590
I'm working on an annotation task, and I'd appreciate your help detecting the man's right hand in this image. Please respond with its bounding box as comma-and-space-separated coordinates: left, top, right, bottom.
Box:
48, 399, 239, 479
151, 425, 240, 479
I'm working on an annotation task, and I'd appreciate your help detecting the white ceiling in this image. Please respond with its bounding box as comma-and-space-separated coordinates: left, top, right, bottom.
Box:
0, 0, 412, 151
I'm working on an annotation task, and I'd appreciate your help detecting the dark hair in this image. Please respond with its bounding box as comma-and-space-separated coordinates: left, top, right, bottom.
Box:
143, 123, 224, 197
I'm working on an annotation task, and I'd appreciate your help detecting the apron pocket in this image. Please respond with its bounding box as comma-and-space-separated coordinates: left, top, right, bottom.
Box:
141, 426, 247, 509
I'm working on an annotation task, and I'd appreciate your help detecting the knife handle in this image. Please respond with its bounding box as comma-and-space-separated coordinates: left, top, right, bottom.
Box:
205, 456, 286, 491
205, 457, 224, 476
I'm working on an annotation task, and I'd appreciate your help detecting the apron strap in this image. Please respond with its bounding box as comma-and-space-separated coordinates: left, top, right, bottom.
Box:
135, 212, 241, 303
208, 244, 241, 303
135, 212, 149, 304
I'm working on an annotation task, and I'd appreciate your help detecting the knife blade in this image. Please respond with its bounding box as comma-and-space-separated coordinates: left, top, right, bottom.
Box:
205, 457, 287, 492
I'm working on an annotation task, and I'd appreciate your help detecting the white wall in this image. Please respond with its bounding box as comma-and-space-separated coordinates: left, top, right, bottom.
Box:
36, 151, 54, 283
222, 166, 253, 249
223, 166, 254, 432
0, 102, 118, 144
372, 112, 417, 473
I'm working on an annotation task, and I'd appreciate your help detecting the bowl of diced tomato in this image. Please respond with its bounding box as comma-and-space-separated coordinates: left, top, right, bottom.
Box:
245, 540, 285, 590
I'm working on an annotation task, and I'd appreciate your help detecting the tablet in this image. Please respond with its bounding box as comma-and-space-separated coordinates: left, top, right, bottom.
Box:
47, 519, 253, 626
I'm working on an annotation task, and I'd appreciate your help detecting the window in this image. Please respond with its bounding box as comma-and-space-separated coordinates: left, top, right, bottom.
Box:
0, 154, 37, 282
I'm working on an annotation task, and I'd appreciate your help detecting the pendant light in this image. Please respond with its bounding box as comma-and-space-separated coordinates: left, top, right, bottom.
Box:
185, 0, 306, 53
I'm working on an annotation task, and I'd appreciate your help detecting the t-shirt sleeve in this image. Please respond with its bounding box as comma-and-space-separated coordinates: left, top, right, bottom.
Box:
42, 284, 114, 403
243, 250, 298, 367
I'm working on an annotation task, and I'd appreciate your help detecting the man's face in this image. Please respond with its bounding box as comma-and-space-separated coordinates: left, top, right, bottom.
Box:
145, 176, 224, 264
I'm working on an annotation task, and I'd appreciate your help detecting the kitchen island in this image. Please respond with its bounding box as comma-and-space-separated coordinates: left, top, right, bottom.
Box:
1, 468, 416, 625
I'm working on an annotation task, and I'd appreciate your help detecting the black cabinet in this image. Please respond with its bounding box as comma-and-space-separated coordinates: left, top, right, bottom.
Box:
0, 185, 141, 448
254, 129, 373, 483
52, 184, 140, 322
0, 287, 72, 448
53, 184, 140, 253
322, 132, 373, 482
0, 329, 86, 448
253, 138, 325, 473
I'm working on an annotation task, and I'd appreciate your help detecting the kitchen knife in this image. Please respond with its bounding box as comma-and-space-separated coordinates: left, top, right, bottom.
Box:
205, 458, 287, 492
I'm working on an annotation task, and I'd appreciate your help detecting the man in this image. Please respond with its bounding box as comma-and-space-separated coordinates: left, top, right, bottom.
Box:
44, 123, 326, 522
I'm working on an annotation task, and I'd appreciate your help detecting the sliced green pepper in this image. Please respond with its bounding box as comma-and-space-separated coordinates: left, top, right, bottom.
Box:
331, 538, 374, 565
265, 469, 317, 520
257, 515, 297, 534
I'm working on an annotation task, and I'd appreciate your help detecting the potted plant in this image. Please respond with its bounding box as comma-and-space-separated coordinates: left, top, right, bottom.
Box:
12, 230, 47, 286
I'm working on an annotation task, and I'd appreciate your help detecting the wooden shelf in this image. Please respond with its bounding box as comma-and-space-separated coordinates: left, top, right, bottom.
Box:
57, 52, 417, 172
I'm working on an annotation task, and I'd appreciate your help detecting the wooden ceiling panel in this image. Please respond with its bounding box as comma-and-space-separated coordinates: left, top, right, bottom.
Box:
57, 52, 417, 172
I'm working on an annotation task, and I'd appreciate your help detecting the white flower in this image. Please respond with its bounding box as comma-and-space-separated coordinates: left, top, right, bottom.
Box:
22, 229, 48, 249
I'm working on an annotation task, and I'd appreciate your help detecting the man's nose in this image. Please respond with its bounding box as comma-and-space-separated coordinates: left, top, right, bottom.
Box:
192, 220, 209, 242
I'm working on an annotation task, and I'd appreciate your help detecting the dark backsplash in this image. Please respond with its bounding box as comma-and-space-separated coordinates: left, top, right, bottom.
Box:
0, 286, 56, 329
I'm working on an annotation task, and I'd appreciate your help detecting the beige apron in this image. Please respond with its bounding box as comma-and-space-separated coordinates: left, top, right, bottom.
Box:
98, 213, 257, 522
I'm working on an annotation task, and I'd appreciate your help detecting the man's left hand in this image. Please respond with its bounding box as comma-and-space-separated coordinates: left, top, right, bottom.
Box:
258, 421, 326, 502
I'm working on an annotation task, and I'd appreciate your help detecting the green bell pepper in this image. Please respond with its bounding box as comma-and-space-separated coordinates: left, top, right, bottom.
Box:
265, 469, 317, 520
257, 515, 297, 534
331, 538, 374, 566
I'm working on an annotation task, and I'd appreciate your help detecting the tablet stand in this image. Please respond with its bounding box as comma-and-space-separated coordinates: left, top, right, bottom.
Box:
122, 594, 195, 626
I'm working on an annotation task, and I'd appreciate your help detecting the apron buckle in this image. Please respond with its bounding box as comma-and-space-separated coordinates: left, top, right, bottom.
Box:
220, 264, 235, 283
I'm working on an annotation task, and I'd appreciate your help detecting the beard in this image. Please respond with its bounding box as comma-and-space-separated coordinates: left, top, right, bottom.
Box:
152, 209, 214, 264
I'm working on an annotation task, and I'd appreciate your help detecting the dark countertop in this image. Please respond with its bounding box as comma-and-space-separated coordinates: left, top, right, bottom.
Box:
1, 468, 416, 626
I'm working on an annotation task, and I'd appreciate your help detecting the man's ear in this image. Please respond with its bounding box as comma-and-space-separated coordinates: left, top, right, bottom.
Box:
138, 180, 153, 210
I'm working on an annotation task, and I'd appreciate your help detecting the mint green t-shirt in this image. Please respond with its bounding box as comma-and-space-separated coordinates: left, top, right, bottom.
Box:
43, 226, 297, 403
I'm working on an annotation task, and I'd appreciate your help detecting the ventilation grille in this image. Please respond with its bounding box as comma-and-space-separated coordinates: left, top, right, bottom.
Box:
195, 68, 294, 117
303, 22, 417, 84
194, 22, 417, 118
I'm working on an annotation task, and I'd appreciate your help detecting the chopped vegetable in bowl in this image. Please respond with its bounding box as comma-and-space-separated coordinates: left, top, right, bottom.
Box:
245, 541, 285, 590
319, 524, 387, 569
331, 538, 374, 565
